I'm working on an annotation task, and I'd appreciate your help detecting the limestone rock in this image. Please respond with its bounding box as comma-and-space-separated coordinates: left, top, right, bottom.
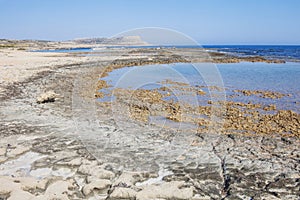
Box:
113, 172, 142, 187
0, 147, 6, 156
0, 176, 19, 197
8, 190, 34, 200
78, 164, 115, 180
31, 180, 76, 200
82, 179, 111, 196
136, 181, 193, 200
6, 145, 30, 158
108, 187, 137, 200
36, 91, 58, 104
17, 177, 48, 191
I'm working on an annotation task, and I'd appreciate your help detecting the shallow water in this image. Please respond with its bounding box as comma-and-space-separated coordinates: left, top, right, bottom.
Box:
100, 62, 300, 112
0, 152, 46, 177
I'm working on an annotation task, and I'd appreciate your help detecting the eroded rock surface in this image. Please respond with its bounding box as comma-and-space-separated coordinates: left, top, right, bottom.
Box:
0, 47, 299, 200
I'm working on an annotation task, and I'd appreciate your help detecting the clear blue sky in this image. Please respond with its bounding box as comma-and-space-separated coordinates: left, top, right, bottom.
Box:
0, 0, 299, 44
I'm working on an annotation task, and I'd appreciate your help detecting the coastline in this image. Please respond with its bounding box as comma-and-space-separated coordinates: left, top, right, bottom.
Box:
0, 43, 299, 199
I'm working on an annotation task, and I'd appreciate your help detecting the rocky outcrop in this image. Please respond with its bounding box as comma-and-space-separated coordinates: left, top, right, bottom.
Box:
74, 36, 149, 46
36, 91, 58, 104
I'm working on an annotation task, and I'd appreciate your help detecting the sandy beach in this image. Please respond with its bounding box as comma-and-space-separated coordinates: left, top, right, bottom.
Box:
0, 42, 299, 200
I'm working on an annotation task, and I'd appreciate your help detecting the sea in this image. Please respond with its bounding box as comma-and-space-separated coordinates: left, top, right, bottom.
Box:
204, 45, 300, 62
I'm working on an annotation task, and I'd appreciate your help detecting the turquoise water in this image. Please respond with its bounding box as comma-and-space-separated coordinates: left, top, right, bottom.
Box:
100, 62, 300, 112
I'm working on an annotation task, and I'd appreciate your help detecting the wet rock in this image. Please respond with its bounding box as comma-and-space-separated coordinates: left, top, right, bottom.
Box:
234, 89, 286, 99
263, 104, 277, 111
197, 89, 206, 95
166, 102, 182, 122
94, 91, 105, 98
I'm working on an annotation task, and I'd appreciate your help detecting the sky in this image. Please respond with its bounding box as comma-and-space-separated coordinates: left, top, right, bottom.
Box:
0, 0, 299, 44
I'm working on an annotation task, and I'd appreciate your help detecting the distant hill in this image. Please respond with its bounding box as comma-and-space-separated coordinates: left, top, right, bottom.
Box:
73, 36, 149, 46
0, 36, 149, 50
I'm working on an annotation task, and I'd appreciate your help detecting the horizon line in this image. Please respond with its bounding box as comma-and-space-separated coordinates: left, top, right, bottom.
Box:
1, 38, 300, 46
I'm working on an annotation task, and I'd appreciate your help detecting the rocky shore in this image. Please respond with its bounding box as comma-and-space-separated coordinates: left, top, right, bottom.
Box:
0, 42, 299, 199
